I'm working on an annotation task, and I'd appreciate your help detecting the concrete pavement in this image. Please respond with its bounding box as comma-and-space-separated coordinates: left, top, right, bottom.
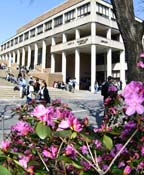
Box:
0, 70, 104, 143
0, 91, 104, 143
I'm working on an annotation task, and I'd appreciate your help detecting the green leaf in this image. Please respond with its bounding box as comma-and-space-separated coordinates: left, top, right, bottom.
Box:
0, 165, 12, 175
71, 132, 77, 139
112, 167, 123, 175
57, 156, 72, 163
35, 122, 51, 139
54, 130, 72, 138
103, 134, 113, 150
80, 133, 91, 142
35, 172, 45, 175
72, 161, 83, 169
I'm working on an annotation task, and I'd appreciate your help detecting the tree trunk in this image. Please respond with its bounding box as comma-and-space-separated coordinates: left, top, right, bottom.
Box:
111, 0, 144, 82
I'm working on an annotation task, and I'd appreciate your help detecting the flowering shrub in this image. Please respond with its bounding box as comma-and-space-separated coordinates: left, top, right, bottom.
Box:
0, 82, 143, 175
137, 53, 144, 68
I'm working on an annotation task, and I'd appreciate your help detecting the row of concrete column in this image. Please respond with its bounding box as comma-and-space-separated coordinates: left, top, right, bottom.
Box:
0, 22, 125, 92
0, 44, 125, 92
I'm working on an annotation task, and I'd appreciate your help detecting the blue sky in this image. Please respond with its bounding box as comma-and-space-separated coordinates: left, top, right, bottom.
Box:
0, 0, 143, 44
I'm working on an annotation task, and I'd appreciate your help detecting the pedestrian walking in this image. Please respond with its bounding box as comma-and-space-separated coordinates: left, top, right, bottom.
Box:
101, 76, 117, 101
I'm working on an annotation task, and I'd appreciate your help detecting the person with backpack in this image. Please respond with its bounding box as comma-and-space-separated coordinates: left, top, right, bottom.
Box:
26, 81, 35, 103
101, 76, 117, 101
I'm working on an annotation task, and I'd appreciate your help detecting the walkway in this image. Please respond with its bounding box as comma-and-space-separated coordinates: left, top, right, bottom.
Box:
0, 69, 104, 142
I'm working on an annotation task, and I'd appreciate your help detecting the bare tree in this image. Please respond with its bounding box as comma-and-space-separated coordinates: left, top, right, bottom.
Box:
111, 0, 144, 82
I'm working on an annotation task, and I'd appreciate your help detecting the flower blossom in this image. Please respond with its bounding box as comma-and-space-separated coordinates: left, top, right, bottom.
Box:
123, 81, 144, 99
137, 161, 144, 170
122, 81, 144, 116
141, 145, 144, 156
140, 52, 144, 57
108, 107, 117, 115
137, 61, 144, 68
0, 140, 11, 151
11, 121, 33, 136
65, 144, 77, 158
94, 140, 102, 149
80, 145, 88, 155
123, 165, 131, 174
31, 105, 56, 127
43, 145, 58, 159
80, 160, 91, 170
125, 94, 144, 116
58, 114, 82, 132
31, 104, 49, 121
19, 155, 31, 169
104, 97, 112, 105
108, 85, 117, 92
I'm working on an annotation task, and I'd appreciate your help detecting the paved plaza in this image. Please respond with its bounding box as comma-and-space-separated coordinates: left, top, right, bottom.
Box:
0, 71, 104, 143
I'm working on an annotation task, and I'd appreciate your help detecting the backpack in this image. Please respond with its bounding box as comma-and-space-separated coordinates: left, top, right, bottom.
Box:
24, 85, 29, 96
101, 82, 108, 96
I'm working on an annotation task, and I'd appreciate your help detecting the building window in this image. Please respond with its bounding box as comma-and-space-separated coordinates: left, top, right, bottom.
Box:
97, 54, 105, 65
77, 3, 90, 17
30, 29, 35, 37
11, 40, 14, 46
7, 42, 10, 48
111, 9, 116, 21
54, 15, 63, 27
24, 32, 29, 40
96, 3, 109, 18
65, 10, 75, 23
15, 38, 18, 44
112, 51, 120, 63
37, 25, 43, 35
19, 35, 23, 43
45, 21, 52, 31
4, 44, 6, 50
1, 45, 3, 51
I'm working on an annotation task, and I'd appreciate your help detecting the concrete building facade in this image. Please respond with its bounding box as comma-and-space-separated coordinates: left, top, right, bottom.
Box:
0, 0, 127, 92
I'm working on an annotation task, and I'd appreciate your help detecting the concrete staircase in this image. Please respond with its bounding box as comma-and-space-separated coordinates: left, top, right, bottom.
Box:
0, 70, 20, 99
0, 69, 101, 101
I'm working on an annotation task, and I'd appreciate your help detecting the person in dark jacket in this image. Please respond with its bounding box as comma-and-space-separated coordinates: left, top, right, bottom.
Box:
101, 76, 116, 101
39, 80, 51, 103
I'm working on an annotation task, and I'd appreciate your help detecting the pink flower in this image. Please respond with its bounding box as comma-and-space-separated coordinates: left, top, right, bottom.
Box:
57, 120, 70, 130
43, 150, 52, 158
140, 52, 144, 57
31, 104, 48, 121
125, 94, 144, 116
94, 140, 102, 149
141, 146, 144, 156
43, 145, 58, 159
118, 161, 125, 168
108, 85, 117, 92
0, 140, 11, 151
11, 121, 33, 136
71, 117, 82, 132
137, 161, 144, 170
80, 145, 88, 155
65, 144, 76, 158
137, 61, 144, 68
104, 97, 112, 105
57, 115, 82, 132
80, 160, 91, 170
123, 81, 144, 99
68, 115, 82, 132
108, 107, 117, 115
123, 165, 131, 174
31, 105, 56, 127
19, 155, 30, 169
